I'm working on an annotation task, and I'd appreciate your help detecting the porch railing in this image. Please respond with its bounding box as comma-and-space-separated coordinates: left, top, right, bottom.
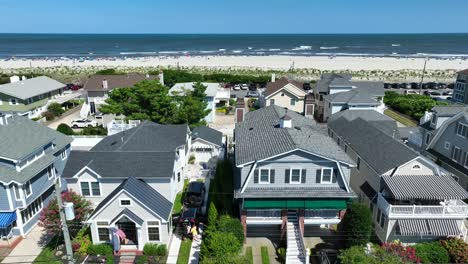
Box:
377, 193, 468, 218
246, 209, 281, 219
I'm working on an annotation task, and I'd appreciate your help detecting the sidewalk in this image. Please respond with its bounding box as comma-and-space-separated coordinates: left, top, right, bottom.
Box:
188, 237, 201, 264
1, 225, 52, 264
167, 227, 183, 264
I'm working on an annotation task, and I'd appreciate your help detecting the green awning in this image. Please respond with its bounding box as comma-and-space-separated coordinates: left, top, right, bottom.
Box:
243, 199, 348, 210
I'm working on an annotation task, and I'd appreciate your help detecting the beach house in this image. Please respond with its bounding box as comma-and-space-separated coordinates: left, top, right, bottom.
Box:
234, 105, 356, 263
314, 73, 385, 122
260, 77, 310, 114
452, 69, 468, 104
328, 110, 468, 243
0, 114, 72, 240
62, 121, 190, 250
0, 76, 66, 119
190, 125, 225, 165
169, 82, 230, 123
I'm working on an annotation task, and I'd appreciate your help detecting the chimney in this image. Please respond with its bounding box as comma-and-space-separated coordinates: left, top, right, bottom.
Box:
280, 114, 292, 128
235, 98, 245, 123
159, 70, 164, 85
10, 76, 20, 83
304, 94, 315, 118
0, 113, 10, 126
102, 79, 108, 89
271, 73, 276, 83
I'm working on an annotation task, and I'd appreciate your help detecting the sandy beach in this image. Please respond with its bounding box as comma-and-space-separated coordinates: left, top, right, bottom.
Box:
1, 55, 468, 72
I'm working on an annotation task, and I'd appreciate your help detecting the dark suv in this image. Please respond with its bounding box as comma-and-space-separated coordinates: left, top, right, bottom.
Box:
184, 182, 206, 208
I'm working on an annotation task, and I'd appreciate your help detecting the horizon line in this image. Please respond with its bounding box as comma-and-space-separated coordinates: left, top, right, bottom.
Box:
1, 32, 468, 35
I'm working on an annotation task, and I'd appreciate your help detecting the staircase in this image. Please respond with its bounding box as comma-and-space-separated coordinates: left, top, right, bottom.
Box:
286, 211, 307, 264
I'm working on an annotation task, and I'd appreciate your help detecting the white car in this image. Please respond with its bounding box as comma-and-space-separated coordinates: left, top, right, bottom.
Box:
71, 119, 98, 128
233, 84, 241, 91
241, 84, 248, 90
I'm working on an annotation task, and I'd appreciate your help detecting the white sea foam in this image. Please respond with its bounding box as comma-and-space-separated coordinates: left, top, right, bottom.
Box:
269, 49, 281, 51
218, 49, 226, 52
392, 44, 401, 47
232, 50, 243, 53
320, 46, 339, 50
292, 45, 312, 51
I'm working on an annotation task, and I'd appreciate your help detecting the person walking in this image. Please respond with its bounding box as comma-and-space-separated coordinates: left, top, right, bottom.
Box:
190, 224, 199, 241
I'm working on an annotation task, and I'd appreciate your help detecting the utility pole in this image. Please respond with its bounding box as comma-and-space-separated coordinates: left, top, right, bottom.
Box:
54, 179, 74, 264
419, 58, 427, 95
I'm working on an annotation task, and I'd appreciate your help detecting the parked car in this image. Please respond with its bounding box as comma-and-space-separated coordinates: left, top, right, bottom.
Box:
303, 83, 312, 91
404, 90, 418, 95
249, 84, 257, 91
430, 91, 442, 96
391, 83, 399, 89
246, 91, 260, 98
241, 84, 249, 90
178, 207, 198, 224
384, 83, 391, 89
184, 182, 206, 208
233, 84, 241, 90
410, 82, 419, 89
71, 119, 98, 128
423, 91, 431, 96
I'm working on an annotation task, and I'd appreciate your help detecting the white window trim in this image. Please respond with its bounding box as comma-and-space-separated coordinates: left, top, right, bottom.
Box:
321, 168, 334, 184
47, 165, 56, 180
79, 181, 102, 197
147, 219, 161, 242
22, 198, 44, 225
444, 141, 450, 150
24, 181, 32, 198
425, 133, 431, 145
96, 220, 111, 242
464, 152, 468, 169
17, 150, 45, 171
452, 146, 461, 162
119, 198, 133, 207
61, 150, 67, 160
13, 184, 23, 201
289, 169, 302, 184
456, 123, 468, 138
259, 169, 271, 184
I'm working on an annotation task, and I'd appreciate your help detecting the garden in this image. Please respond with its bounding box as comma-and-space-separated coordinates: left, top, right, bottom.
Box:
384, 91, 449, 121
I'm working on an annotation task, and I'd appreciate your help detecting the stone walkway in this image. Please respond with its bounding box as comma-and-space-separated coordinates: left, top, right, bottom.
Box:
166, 228, 183, 264
1, 225, 52, 264
188, 237, 201, 264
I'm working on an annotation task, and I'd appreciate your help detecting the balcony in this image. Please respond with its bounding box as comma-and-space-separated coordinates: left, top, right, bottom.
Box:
377, 193, 468, 219
245, 209, 282, 224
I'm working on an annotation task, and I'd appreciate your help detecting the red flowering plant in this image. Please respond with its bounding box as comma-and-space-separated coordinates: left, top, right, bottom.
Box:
380, 241, 421, 263
38, 190, 93, 238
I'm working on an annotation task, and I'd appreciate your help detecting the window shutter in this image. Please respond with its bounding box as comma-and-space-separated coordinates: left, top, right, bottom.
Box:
285, 169, 290, 183
332, 169, 337, 183
270, 170, 275, 183
301, 169, 306, 183
316, 169, 321, 183
254, 169, 259, 184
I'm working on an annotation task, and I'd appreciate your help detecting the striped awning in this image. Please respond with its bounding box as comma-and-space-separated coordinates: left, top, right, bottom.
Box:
397, 219, 429, 236
397, 219, 462, 237
0, 212, 17, 228
427, 219, 461, 236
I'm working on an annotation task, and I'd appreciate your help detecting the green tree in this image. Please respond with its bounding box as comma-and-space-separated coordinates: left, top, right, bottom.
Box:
338, 203, 372, 248
207, 202, 218, 226
57, 123, 75, 135
217, 215, 244, 245
173, 82, 210, 128
47, 103, 65, 117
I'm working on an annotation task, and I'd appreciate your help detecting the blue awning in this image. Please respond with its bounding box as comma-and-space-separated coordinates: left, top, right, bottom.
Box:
0, 212, 17, 228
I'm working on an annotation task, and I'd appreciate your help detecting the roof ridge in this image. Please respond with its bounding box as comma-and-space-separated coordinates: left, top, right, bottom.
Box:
115, 122, 146, 151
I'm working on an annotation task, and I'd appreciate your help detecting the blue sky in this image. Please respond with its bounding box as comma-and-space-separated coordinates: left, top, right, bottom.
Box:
0, 0, 466, 34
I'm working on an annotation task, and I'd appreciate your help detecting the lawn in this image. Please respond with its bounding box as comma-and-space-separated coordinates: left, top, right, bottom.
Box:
245, 246, 253, 264
172, 179, 189, 215
176, 239, 192, 264
33, 237, 62, 264
261, 246, 270, 264
384, 109, 418, 127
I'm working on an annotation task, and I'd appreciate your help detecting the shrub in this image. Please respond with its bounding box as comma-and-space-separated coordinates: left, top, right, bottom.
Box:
384, 91, 448, 120
72, 227, 92, 256
200, 232, 241, 259
414, 242, 449, 264
96, 68, 118, 75
57, 123, 75, 135
80, 125, 107, 136
188, 155, 196, 164
155, 244, 167, 256
143, 243, 159, 256
381, 242, 420, 263
47, 103, 65, 117
87, 243, 113, 256
276, 248, 286, 264
440, 238, 468, 263
42, 111, 55, 121
338, 203, 372, 248
217, 215, 244, 245
207, 202, 218, 226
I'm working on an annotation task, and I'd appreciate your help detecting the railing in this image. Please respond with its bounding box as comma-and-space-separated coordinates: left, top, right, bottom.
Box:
297, 222, 310, 264
304, 210, 339, 218
377, 193, 468, 218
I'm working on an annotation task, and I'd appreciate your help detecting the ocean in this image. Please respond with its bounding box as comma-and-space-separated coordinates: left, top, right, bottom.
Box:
1, 33, 468, 59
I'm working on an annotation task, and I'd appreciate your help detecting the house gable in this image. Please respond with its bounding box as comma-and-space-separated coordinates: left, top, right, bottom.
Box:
266, 83, 307, 99
384, 157, 441, 176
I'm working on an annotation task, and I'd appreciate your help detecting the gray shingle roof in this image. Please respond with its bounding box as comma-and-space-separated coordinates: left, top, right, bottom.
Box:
382, 174, 468, 200
432, 105, 468, 117
236, 186, 356, 198
328, 116, 416, 174
316, 73, 352, 93
63, 121, 187, 179
0, 115, 72, 160
83, 74, 158, 91
192, 126, 223, 147
0, 154, 56, 184
0, 76, 65, 100
235, 105, 354, 166
89, 176, 173, 221
330, 110, 399, 139
325, 81, 384, 105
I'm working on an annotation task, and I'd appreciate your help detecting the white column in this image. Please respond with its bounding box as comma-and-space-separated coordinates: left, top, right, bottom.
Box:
137, 226, 143, 250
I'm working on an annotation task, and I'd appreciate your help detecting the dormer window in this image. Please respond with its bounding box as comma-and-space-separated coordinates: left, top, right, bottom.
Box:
431, 114, 437, 125
411, 164, 422, 170
9, 98, 17, 105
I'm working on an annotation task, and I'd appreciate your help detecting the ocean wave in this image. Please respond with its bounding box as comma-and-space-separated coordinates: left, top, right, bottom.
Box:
218, 49, 226, 52
292, 45, 312, 51
158, 51, 181, 54
320, 46, 339, 50
232, 50, 243, 53
199, 50, 218, 53
269, 48, 281, 51
279, 52, 296, 55
392, 44, 401, 47
247, 47, 253, 50
120, 51, 158, 55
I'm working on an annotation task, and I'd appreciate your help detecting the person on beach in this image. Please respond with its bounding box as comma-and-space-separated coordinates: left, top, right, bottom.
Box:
191, 224, 199, 241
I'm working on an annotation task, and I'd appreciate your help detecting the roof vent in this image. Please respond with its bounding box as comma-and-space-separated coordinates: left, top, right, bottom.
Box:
280, 114, 292, 128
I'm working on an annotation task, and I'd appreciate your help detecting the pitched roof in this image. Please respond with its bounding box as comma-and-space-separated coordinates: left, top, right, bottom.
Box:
89, 177, 173, 221
0, 76, 65, 100
324, 81, 384, 105
237, 186, 355, 198
431, 105, 468, 117
192, 126, 223, 147
382, 174, 468, 200
316, 73, 352, 93
330, 110, 399, 138
169, 82, 220, 97
0, 115, 72, 160
83, 74, 158, 91
264, 77, 304, 97
328, 116, 416, 174
235, 105, 354, 166
63, 121, 188, 179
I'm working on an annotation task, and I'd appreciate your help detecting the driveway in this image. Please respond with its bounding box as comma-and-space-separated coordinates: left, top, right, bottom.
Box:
46, 106, 82, 130
1, 226, 52, 264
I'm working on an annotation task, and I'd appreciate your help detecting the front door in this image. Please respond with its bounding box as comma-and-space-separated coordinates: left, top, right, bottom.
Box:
116, 216, 138, 246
